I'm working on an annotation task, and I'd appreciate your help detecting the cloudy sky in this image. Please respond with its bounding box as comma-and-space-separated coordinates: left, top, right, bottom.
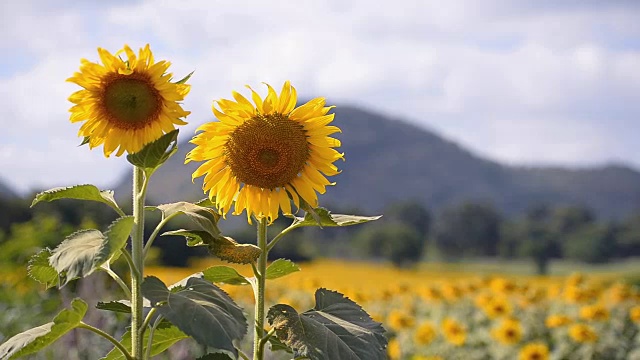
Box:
1, 0, 639, 194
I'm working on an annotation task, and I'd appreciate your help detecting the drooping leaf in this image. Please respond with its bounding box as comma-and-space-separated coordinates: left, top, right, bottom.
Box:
49, 216, 134, 286
0, 298, 87, 359
174, 71, 194, 85
202, 266, 250, 285
96, 301, 131, 314
141, 276, 247, 358
164, 230, 260, 264
126, 130, 179, 172
267, 288, 387, 360
195, 354, 234, 360
155, 201, 221, 236
194, 197, 216, 208
27, 249, 58, 288
101, 322, 188, 360
30, 184, 123, 215
290, 208, 381, 229
265, 259, 300, 280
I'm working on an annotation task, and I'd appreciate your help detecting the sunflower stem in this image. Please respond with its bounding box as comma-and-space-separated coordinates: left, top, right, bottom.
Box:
131, 166, 148, 360
253, 218, 268, 360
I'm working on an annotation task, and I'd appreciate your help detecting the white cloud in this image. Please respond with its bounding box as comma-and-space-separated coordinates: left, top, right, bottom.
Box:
1, 0, 639, 194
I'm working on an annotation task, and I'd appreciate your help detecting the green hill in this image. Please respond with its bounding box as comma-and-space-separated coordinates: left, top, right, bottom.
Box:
113, 105, 640, 219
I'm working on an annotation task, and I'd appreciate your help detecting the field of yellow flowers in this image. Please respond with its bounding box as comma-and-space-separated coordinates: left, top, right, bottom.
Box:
147, 259, 640, 360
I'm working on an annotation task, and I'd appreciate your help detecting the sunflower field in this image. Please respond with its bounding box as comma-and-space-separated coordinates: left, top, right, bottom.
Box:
146, 259, 640, 360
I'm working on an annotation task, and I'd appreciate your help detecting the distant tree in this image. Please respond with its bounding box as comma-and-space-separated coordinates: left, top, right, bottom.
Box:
507, 204, 556, 275
385, 201, 431, 238
616, 213, 640, 257
354, 223, 424, 267
563, 223, 617, 263
434, 202, 501, 259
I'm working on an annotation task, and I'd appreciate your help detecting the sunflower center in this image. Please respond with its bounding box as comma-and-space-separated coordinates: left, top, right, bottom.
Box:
102, 74, 161, 129
225, 113, 309, 189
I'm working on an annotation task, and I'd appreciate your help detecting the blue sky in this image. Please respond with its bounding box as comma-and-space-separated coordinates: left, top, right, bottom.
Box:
1, 0, 639, 194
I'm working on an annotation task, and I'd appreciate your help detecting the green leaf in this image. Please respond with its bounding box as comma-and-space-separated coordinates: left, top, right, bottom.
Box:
291, 208, 381, 229
268, 335, 293, 353
202, 266, 250, 285
79, 136, 90, 146
164, 230, 260, 264
156, 201, 221, 236
31, 184, 123, 215
174, 70, 194, 85
96, 301, 131, 314
27, 249, 58, 288
101, 322, 188, 360
194, 197, 215, 207
265, 259, 300, 280
142, 276, 247, 358
126, 129, 179, 172
49, 216, 134, 286
195, 354, 234, 360
0, 298, 87, 359
267, 288, 387, 360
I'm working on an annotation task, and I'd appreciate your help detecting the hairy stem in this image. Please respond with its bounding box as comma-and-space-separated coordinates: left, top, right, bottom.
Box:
131, 167, 148, 359
78, 322, 134, 360
252, 218, 268, 360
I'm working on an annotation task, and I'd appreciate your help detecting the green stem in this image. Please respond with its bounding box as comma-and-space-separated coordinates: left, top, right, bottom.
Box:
78, 322, 134, 360
140, 308, 158, 336
121, 249, 140, 280
102, 264, 132, 299
252, 218, 268, 360
266, 225, 295, 252
131, 167, 148, 359
144, 314, 163, 360
142, 213, 178, 260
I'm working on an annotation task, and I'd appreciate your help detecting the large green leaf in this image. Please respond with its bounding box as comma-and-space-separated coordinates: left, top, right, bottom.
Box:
290, 208, 381, 229
267, 288, 387, 360
265, 259, 300, 280
30, 184, 123, 215
155, 201, 221, 236
141, 276, 247, 358
127, 130, 179, 173
101, 322, 188, 360
202, 265, 250, 285
0, 298, 87, 359
49, 216, 134, 286
164, 230, 260, 264
27, 249, 58, 288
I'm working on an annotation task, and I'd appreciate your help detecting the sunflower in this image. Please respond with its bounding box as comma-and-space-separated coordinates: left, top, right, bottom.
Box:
187, 81, 342, 223
518, 342, 549, 360
442, 317, 466, 346
67, 44, 191, 157
492, 318, 523, 345
568, 323, 598, 343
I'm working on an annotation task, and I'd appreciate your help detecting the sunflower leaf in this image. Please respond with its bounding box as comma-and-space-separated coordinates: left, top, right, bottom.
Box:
163, 229, 261, 264
267, 288, 387, 360
265, 259, 300, 280
202, 265, 250, 285
0, 298, 87, 359
290, 207, 381, 230
141, 276, 247, 358
174, 71, 194, 85
27, 248, 58, 288
49, 216, 134, 287
101, 322, 188, 360
96, 301, 132, 314
78, 136, 91, 147
127, 129, 179, 173
31, 184, 123, 215
155, 201, 221, 236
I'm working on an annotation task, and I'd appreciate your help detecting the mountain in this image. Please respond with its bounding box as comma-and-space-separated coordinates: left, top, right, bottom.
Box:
113, 106, 640, 219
